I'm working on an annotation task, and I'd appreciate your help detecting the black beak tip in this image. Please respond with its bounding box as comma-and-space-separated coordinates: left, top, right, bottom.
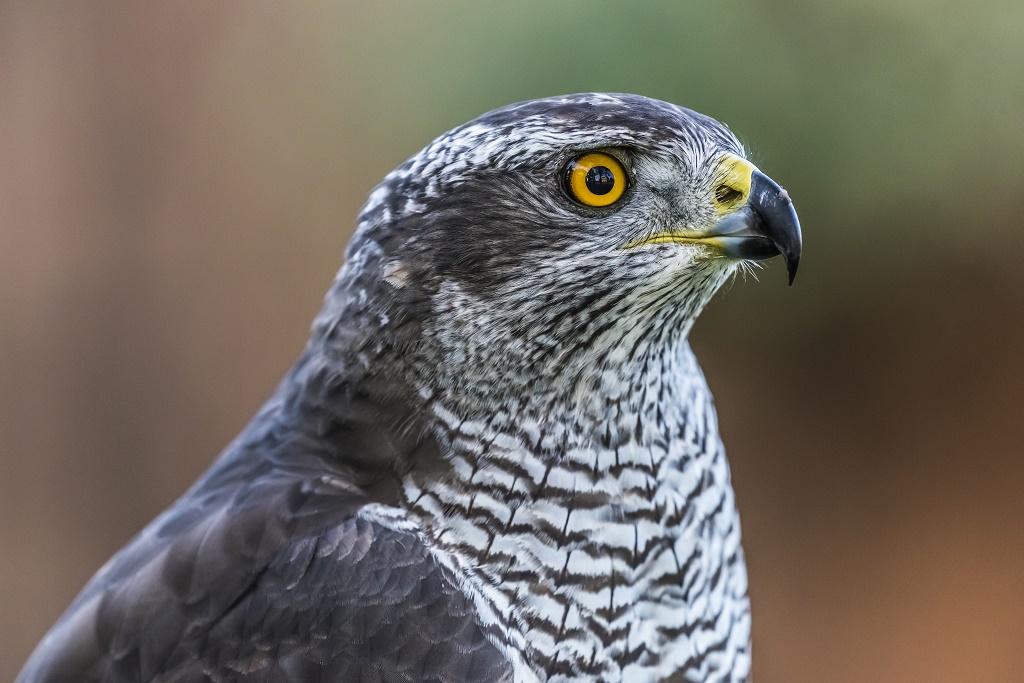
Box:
749, 170, 802, 287
787, 254, 800, 286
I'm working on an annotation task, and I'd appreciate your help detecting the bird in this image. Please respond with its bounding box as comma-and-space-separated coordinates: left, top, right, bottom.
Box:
18, 93, 801, 683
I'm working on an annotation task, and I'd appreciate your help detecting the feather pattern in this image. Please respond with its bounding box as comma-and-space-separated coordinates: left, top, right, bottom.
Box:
19, 94, 757, 682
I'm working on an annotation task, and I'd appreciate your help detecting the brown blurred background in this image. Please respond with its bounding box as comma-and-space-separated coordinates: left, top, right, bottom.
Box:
2, 2, 1022, 681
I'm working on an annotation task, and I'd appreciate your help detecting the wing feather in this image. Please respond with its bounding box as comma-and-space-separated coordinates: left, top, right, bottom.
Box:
18, 450, 510, 683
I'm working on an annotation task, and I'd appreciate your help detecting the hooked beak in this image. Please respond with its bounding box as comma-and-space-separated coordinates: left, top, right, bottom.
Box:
626, 157, 803, 285
703, 170, 803, 285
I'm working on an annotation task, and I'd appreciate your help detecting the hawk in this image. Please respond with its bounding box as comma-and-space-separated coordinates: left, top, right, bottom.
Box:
19, 93, 801, 683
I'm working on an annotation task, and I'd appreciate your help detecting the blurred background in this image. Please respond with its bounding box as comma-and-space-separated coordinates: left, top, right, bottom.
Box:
1, 1, 1022, 680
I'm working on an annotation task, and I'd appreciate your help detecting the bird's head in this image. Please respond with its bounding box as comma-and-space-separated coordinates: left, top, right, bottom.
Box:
318, 94, 801, 407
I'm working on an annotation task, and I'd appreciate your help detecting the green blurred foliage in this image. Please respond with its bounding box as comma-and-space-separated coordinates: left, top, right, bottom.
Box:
310, 0, 1024, 237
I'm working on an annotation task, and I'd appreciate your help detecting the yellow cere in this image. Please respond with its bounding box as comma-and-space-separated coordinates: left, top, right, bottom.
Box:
712, 153, 756, 215
566, 152, 627, 207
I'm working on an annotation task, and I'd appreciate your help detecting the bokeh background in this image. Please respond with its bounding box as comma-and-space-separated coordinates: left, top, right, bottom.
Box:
2, 1, 1022, 680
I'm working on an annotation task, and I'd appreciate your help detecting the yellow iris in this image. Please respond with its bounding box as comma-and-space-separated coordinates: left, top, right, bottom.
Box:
565, 152, 627, 207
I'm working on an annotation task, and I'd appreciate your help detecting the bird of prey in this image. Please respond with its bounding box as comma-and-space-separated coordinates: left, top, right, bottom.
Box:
18, 93, 801, 683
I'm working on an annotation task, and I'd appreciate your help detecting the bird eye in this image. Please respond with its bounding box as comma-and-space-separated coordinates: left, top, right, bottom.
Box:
564, 152, 627, 207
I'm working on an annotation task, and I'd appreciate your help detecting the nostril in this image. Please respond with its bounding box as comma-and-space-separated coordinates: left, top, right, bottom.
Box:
715, 184, 744, 205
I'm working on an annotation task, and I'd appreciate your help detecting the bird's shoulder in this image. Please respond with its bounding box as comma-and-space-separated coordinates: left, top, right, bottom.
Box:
18, 445, 510, 683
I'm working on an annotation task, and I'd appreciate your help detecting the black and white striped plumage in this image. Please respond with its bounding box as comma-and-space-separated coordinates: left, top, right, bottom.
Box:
19, 94, 801, 683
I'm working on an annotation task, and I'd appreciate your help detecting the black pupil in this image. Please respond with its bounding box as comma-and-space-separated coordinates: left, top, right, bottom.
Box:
585, 166, 615, 195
